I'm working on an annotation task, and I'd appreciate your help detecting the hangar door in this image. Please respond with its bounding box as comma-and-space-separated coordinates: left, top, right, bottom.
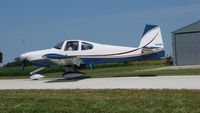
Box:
175, 32, 200, 65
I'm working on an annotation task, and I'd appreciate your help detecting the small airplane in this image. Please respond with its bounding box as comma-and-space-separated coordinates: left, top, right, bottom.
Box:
20, 24, 165, 80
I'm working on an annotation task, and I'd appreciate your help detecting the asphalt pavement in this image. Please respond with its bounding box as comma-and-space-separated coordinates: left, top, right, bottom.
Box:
0, 75, 200, 89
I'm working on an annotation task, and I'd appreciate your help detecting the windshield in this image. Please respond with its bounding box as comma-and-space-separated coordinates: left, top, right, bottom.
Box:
54, 41, 64, 49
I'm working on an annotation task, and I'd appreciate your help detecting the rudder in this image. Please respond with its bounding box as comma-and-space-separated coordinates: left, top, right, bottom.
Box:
139, 24, 164, 48
139, 24, 165, 57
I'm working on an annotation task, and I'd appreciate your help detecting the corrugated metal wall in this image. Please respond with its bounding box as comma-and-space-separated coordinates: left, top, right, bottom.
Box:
174, 33, 200, 65
172, 20, 200, 66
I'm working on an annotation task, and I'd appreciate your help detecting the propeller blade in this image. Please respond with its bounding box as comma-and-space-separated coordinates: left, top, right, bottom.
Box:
22, 59, 27, 71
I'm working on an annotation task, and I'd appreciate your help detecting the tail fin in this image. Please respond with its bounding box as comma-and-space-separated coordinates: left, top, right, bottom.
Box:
139, 24, 165, 57
139, 24, 164, 48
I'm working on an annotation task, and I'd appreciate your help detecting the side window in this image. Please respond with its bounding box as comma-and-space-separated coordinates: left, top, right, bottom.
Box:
65, 41, 79, 51
81, 42, 93, 50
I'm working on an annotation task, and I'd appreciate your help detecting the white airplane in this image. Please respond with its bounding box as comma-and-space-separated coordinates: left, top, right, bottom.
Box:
20, 24, 165, 80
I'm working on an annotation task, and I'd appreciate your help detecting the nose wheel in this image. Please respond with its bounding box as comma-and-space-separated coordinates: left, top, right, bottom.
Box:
29, 67, 46, 80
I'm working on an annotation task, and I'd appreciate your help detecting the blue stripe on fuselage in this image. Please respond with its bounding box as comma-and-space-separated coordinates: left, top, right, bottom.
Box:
80, 50, 165, 65
43, 53, 74, 59
31, 59, 58, 67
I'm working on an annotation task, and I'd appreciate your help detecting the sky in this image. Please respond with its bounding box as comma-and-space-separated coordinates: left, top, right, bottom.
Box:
0, 0, 200, 66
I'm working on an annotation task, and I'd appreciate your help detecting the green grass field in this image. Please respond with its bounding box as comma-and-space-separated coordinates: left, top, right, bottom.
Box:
0, 89, 200, 113
1, 59, 200, 79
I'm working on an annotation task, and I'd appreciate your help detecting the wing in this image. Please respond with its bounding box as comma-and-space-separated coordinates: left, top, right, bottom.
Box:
43, 53, 82, 66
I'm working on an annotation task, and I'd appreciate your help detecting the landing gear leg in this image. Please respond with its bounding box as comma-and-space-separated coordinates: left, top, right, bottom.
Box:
30, 67, 46, 80
90, 63, 94, 70
63, 66, 85, 79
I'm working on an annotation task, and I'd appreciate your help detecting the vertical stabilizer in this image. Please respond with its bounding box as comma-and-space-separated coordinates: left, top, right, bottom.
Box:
139, 24, 164, 48
139, 24, 165, 57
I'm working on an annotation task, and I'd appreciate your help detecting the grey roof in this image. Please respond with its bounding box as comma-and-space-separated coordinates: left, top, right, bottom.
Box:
173, 20, 200, 33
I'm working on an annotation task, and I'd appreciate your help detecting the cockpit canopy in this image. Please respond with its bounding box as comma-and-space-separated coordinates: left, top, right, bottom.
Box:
54, 41, 64, 50
54, 40, 94, 51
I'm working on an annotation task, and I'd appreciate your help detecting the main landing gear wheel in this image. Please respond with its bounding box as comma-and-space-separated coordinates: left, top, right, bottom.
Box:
63, 71, 85, 79
63, 66, 85, 79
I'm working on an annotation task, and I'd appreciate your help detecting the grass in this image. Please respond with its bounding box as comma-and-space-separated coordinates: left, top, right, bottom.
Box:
83, 69, 200, 78
0, 59, 164, 76
0, 59, 167, 78
0, 66, 65, 76
0, 89, 200, 113
1, 59, 200, 79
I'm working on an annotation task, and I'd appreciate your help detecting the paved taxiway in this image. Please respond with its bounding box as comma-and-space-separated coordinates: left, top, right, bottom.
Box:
0, 75, 200, 89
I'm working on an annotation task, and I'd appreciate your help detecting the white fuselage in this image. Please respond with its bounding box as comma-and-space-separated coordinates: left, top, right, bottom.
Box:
20, 25, 165, 67
21, 40, 139, 62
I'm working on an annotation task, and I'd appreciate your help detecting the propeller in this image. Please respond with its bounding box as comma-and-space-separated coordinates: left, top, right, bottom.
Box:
21, 38, 27, 71
21, 58, 27, 71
